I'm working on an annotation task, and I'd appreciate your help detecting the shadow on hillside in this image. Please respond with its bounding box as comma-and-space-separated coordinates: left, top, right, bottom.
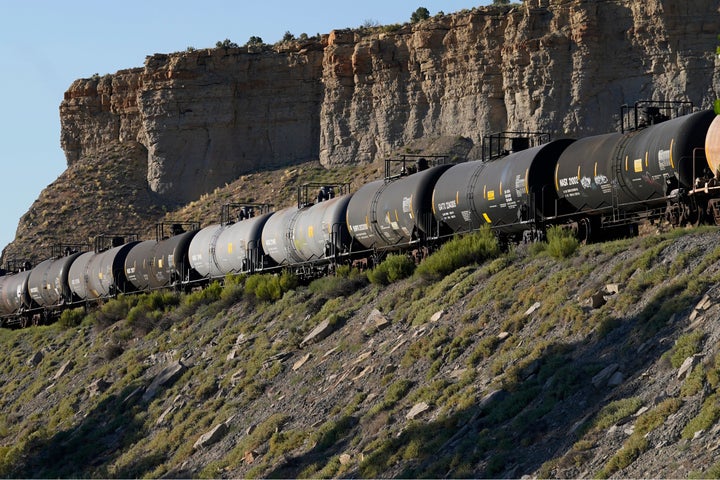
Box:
263, 284, 698, 479
11, 382, 149, 478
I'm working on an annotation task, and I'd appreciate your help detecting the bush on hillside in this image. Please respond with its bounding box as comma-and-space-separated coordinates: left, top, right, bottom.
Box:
367, 254, 416, 285
416, 226, 501, 280
309, 266, 368, 298
245, 271, 298, 302
546, 226, 580, 259
58, 307, 86, 329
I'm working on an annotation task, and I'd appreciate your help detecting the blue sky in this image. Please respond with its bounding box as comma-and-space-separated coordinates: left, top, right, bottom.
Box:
0, 0, 491, 256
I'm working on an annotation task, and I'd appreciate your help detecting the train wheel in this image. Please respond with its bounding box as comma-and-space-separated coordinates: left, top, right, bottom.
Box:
708, 199, 720, 225
578, 218, 592, 243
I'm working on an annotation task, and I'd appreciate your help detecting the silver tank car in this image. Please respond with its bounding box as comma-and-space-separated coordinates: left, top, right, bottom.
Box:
261, 207, 303, 265
346, 165, 452, 249
262, 194, 353, 265
69, 242, 140, 300
149, 230, 199, 288
188, 213, 274, 278
432, 140, 575, 234
27, 253, 82, 307
555, 110, 716, 212
214, 212, 273, 274
292, 194, 353, 261
188, 224, 226, 279
0, 271, 32, 316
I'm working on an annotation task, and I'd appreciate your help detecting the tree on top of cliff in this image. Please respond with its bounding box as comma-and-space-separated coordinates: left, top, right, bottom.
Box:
245, 36, 264, 47
410, 7, 430, 23
216, 39, 239, 48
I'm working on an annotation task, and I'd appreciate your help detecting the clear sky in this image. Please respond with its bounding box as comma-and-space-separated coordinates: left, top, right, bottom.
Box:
0, 0, 492, 257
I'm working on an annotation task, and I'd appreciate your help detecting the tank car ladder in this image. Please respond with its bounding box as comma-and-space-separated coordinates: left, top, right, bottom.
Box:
610, 134, 633, 224
465, 162, 489, 233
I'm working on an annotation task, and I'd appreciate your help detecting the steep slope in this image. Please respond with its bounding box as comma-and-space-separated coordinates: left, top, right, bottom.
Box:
5, 142, 167, 264
1, 228, 720, 478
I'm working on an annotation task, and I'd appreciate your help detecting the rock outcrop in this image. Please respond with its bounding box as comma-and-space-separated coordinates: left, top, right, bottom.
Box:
56, 1, 720, 207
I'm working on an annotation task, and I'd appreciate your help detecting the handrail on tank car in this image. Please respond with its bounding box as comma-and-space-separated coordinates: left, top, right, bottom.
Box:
2, 258, 33, 273
481, 131, 550, 162
50, 243, 89, 258
220, 203, 273, 225
384, 154, 449, 182
297, 182, 350, 208
93, 233, 139, 252
689, 147, 716, 196
155, 221, 200, 241
620, 100, 694, 133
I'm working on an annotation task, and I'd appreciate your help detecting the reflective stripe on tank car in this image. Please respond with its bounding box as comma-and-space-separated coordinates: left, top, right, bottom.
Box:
483, 213, 492, 223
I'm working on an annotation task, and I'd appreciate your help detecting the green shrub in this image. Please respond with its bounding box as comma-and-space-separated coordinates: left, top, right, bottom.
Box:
367, 254, 416, 285
58, 307, 86, 328
665, 330, 705, 368
591, 397, 643, 431
546, 226, 579, 259
682, 394, 720, 439
244, 271, 298, 301
94, 295, 133, 327
184, 281, 223, 308
308, 267, 368, 297
416, 226, 501, 280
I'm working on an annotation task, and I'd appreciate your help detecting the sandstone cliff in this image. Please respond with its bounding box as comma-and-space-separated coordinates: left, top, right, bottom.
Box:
59, 0, 719, 206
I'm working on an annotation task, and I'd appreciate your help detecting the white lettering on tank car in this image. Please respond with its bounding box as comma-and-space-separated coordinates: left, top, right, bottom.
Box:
559, 176, 579, 188
352, 224, 369, 232
437, 200, 457, 211
461, 210, 472, 222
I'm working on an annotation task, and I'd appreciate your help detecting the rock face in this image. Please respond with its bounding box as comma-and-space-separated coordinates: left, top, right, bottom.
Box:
58, 1, 720, 205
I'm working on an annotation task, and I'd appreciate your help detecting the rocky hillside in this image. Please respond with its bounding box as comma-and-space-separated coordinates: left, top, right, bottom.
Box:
1, 227, 720, 478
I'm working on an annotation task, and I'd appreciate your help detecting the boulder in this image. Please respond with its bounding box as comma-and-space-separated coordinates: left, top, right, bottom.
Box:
142, 361, 187, 403
677, 355, 702, 381
193, 422, 229, 450
292, 353, 312, 371
406, 402, 430, 420
363, 309, 390, 333
87, 378, 111, 397
300, 319, 335, 347
592, 363, 619, 388
27, 351, 44, 367
53, 360, 75, 381
524, 302, 542, 316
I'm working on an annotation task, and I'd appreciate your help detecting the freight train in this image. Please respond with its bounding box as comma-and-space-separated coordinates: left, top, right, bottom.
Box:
1, 101, 719, 327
